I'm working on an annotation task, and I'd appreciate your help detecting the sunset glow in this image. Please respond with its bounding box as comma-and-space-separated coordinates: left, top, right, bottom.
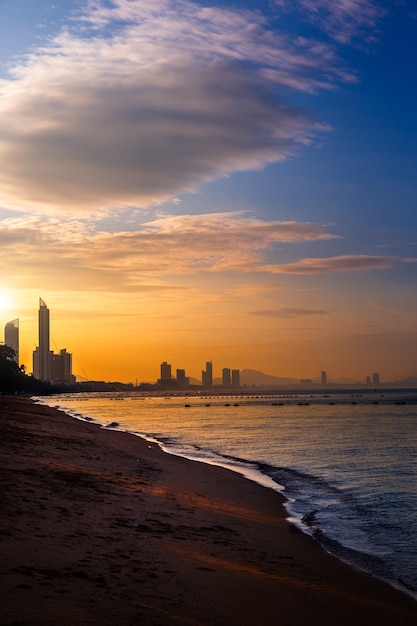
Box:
0, 290, 12, 313
1, 1, 416, 384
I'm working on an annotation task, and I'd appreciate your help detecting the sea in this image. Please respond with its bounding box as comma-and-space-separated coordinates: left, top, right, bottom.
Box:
36, 388, 417, 599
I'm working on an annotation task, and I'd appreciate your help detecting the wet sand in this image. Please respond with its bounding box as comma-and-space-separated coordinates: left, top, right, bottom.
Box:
1, 395, 416, 626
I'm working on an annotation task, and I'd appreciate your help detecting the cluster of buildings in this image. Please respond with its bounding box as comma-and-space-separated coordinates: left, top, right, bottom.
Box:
159, 360, 241, 389
3, 298, 75, 385
3, 303, 383, 389
300, 370, 381, 387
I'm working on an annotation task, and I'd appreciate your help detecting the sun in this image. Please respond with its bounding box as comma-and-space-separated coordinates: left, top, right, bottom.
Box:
0, 290, 13, 313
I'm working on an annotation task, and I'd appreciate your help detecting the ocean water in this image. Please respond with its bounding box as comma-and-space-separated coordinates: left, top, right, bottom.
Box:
37, 389, 417, 598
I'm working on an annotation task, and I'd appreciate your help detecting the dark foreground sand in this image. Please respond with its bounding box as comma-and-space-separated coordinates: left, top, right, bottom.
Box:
1, 396, 416, 626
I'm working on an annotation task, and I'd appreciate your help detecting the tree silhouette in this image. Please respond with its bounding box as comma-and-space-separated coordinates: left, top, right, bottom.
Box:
0, 345, 22, 393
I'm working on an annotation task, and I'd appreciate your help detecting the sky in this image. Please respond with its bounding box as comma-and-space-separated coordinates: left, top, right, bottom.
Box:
0, 0, 416, 384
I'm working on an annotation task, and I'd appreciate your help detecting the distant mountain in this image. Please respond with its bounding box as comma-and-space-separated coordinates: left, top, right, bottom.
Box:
330, 377, 363, 385
188, 376, 201, 386
398, 376, 417, 386
239, 369, 297, 387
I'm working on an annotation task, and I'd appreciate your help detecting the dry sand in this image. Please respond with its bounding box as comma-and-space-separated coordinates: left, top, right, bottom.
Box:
1, 395, 416, 626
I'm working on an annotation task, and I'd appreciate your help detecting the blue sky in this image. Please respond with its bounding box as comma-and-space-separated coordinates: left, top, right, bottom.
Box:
0, 0, 416, 383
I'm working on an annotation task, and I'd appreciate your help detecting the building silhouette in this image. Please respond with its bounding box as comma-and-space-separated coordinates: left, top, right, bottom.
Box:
33, 298, 51, 381
222, 367, 231, 387
51, 349, 73, 383
160, 361, 172, 382
231, 369, 240, 388
176, 369, 189, 387
32, 298, 74, 384
4, 318, 19, 363
202, 361, 213, 387
372, 372, 380, 385
321, 370, 327, 385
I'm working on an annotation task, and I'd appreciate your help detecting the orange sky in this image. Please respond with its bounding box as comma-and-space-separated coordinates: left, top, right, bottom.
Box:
1, 279, 416, 384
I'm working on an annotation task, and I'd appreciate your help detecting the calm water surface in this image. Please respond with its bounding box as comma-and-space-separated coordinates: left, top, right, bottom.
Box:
38, 390, 417, 597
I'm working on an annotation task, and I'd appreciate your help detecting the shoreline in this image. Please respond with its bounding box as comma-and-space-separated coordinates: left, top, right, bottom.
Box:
1, 395, 416, 625
41, 393, 417, 598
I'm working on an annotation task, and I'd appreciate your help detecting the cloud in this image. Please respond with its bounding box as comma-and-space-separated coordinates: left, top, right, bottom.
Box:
280, 0, 386, 44
0, 212, 338, 288
251, 307, 327, 318
3, 213, 415, 287
264, 255, 399, 274
0, 0, 350, 215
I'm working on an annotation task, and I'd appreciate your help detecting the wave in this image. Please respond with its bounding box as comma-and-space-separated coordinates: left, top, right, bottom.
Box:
145, 439, 417, 596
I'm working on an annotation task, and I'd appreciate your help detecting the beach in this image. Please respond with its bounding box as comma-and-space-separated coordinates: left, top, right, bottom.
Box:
1, 396, 416, 626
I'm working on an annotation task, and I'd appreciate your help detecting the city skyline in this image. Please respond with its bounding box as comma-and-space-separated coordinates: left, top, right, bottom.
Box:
0, 1, 416, 383
0, 299, 410, 386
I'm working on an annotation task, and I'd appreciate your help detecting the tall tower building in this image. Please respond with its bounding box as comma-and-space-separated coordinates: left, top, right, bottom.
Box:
222, 368, 231, 387
201, 361, 213, 387
321, 370, 327, 385
160, 361, 172, 381
32, 299, 74, 384
33, 298, 51, 381
4, 318, 19, 363
231, 369, 240, 388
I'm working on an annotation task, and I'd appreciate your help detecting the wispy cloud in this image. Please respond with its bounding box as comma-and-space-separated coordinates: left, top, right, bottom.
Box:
0, 212, 338, 288
278, 0, 386, 44
3, 212, 414, 290
0, 0, 353, 215
264, 255, 403, 274
251, 307, 327, 318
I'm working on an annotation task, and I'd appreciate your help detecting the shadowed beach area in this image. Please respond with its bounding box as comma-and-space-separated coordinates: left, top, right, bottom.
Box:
1, 396, 416, 626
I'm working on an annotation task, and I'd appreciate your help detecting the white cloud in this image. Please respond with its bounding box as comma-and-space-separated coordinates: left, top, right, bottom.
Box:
285, 0, 386, 44
0, 0, 350, 215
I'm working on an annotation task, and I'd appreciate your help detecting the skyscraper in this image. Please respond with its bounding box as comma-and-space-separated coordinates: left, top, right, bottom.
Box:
222, 367, 231, 387
50, 349, 73, 383
160, 361, 172, 381
202, 361, 213, 387
33, 298, 51, 381
176, 369, 189, 387
231, 369, 240, 388
321, 370, 327, 385
32, 298, 74, 384
4, 318, 19, 363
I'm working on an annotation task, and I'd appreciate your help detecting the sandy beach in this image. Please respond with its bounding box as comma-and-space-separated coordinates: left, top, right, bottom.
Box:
1, 396, 416, 625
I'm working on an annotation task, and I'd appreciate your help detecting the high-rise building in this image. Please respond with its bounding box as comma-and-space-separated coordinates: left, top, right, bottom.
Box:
160, 361, 172, 381
372, 372, 380, 385
222, 368, 231, 387
321, 370, 327, 385
176, 369, 189, 387
231, 369, 240, 388
51, 349, 74, 383
32, 298, 74, 384
202, 361, 213, 387
4, 318, 19, 363
33, 298, 51, 381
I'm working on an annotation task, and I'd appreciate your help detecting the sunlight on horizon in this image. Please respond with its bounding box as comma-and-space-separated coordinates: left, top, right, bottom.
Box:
0, 289, 13, 313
